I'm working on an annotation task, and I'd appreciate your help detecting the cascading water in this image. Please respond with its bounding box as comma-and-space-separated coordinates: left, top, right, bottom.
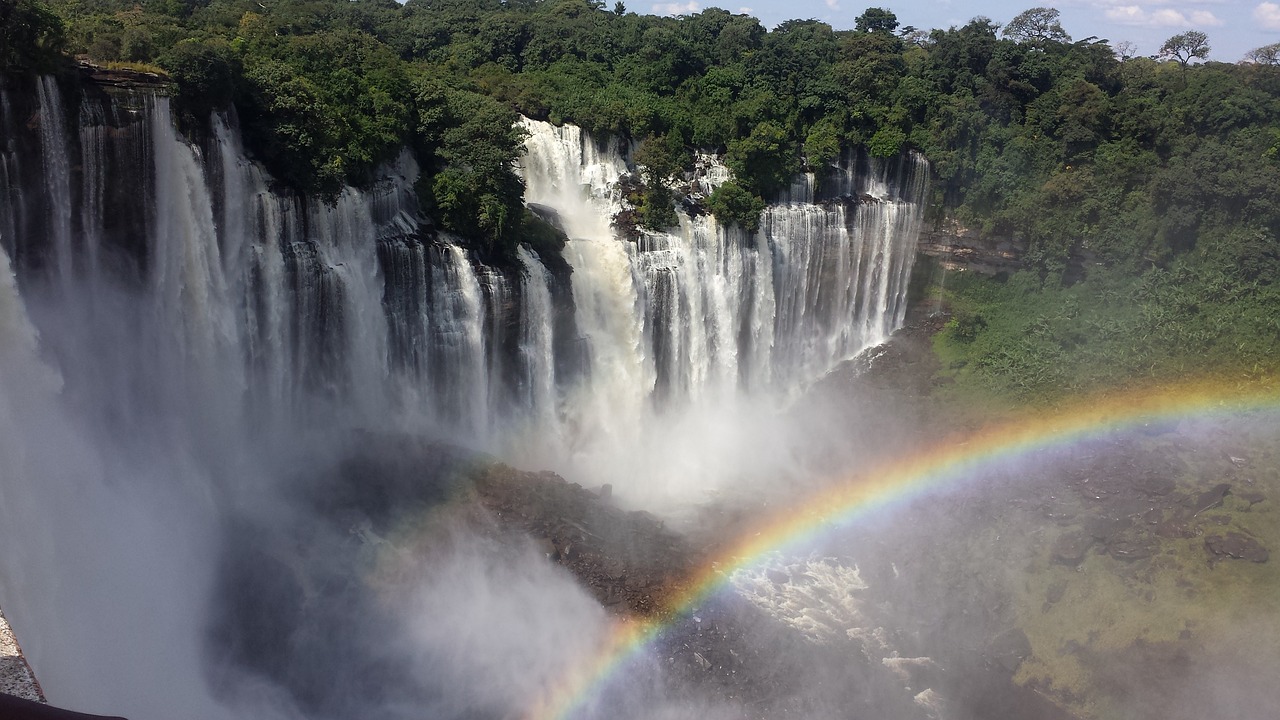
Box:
0, 75, 929, 718
3, 86, 929, 491
514, 118, 929, 501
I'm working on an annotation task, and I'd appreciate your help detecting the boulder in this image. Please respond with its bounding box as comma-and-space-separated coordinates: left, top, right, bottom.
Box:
1052, 531, 1094, 566
1205, 533, 1269, 563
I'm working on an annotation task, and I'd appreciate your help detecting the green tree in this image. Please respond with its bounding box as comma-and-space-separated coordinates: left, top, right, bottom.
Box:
1, 0, 66, 71
632, 133, 685, 229
1246, 43, 1280, 66
1159, 30, 1210, 79
417, 85, 529, 256
854, 7, 898, 35
724, 121, 797, 198
1002, 7, 1071, 46
706, 181, 766, 232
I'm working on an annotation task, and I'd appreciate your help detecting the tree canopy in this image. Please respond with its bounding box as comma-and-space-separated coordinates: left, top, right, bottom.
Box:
10, 0, 1276, 280
1002, 7, 1071, 45
1160, 31, 1210, 68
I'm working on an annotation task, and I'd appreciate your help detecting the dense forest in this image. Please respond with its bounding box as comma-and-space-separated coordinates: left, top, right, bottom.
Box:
3, 0, 1280, 399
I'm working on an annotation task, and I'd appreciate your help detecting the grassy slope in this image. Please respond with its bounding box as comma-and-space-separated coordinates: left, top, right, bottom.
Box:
912, 263, 1280, 718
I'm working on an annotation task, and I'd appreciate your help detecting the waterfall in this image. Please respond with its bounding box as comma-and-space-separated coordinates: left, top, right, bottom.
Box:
517, 119, 927, 411
513, 117, 928, 502
0, 78, 930, 719
36, 77, 74, 286
0, 84, 929, 498
516, 245, 557, 424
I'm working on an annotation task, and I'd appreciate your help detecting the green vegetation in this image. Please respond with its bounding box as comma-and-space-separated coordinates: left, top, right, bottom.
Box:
934, 252, 1280, 400
6, 0, 1280, 390
1, 0, 66, 71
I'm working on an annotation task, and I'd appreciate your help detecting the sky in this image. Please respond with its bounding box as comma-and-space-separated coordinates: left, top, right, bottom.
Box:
648, 0, 1280, 62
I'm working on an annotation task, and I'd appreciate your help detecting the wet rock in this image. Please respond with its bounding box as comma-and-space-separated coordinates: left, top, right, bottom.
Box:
1185, 483, 1231, 516
766, 569, 790, 585
1045, 581, 1068, 605
693, 651, 712, 671
1052, 531, 1094, 566
1133, 474, 1176, 497
1107, 535, 1157, 561
986, 628, 1032, 672
1239, 491, 1266, 507
1205, 533, 1269, 563
1083, 516, 1130, 542
1154, 520, 1197, 539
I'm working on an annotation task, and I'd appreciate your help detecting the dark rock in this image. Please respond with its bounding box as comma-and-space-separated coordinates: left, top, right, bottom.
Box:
766, 569, 790, 585
1133, 474, 1176, 497
1052, 531, 1094, 566
1185, 483, 1231, 516
1205, 533, 1269, 563
986, 628, 1032, 673
1154, 520, 1197, 539
1084, 516, 1131, 542
1239, 491, 1266, 507
1107, 536, 1157, 561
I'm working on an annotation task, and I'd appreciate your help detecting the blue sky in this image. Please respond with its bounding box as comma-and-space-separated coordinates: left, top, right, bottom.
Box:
648, 0, 1280, 62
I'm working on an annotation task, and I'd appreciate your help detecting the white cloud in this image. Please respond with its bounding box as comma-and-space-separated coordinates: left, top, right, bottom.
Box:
1256, 2, 1280, 29
737, 6, 753, 14
825, 0, 840, 9
1105, 5, 1146, 23
1188, 9, 1223, 25
1104, 5, 1222, 27
652, 1, 699, 14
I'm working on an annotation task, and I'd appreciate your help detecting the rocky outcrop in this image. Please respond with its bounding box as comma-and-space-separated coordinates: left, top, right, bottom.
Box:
917, 217, 1024, 274
471, 465, 696, 615
0, 607, 42, 703
75, 60, 172, 93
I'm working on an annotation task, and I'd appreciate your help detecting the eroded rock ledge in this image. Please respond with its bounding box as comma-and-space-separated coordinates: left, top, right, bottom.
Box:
0, 606, 43, 702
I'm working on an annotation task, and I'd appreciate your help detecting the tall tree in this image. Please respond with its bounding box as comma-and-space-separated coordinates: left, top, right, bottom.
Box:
1159, 30, 1210, 69
1002, 7, 1071, 45
854, 7, 898, 35
1246, 42, 1280, 66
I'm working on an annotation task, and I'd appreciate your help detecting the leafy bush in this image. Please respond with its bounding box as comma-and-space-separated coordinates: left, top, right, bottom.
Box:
706, 181, 766, 233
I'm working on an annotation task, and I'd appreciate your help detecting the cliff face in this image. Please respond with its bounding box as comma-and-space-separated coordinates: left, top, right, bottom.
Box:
0, 71, 931, 481
916, 217, 1025, 275
1, 71, 157, 275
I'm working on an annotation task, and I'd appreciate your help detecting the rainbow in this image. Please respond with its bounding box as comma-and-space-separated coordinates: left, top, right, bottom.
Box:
526, 379, 1280, 720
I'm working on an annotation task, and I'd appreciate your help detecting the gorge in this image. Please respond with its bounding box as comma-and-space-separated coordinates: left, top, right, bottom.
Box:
4, 2, 1280, 717
0, 71, 933, 719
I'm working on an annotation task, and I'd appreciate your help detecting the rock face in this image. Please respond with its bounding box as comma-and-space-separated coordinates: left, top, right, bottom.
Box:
0, 607, 42, 702
470, 464, 696, 615
916, 218, 1024, 275
204, 434, 704, 718
75, 60, 173, 93
1205, 532, 1270, 564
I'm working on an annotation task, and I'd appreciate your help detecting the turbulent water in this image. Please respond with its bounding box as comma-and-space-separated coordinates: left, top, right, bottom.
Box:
0, 76, 928, 718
